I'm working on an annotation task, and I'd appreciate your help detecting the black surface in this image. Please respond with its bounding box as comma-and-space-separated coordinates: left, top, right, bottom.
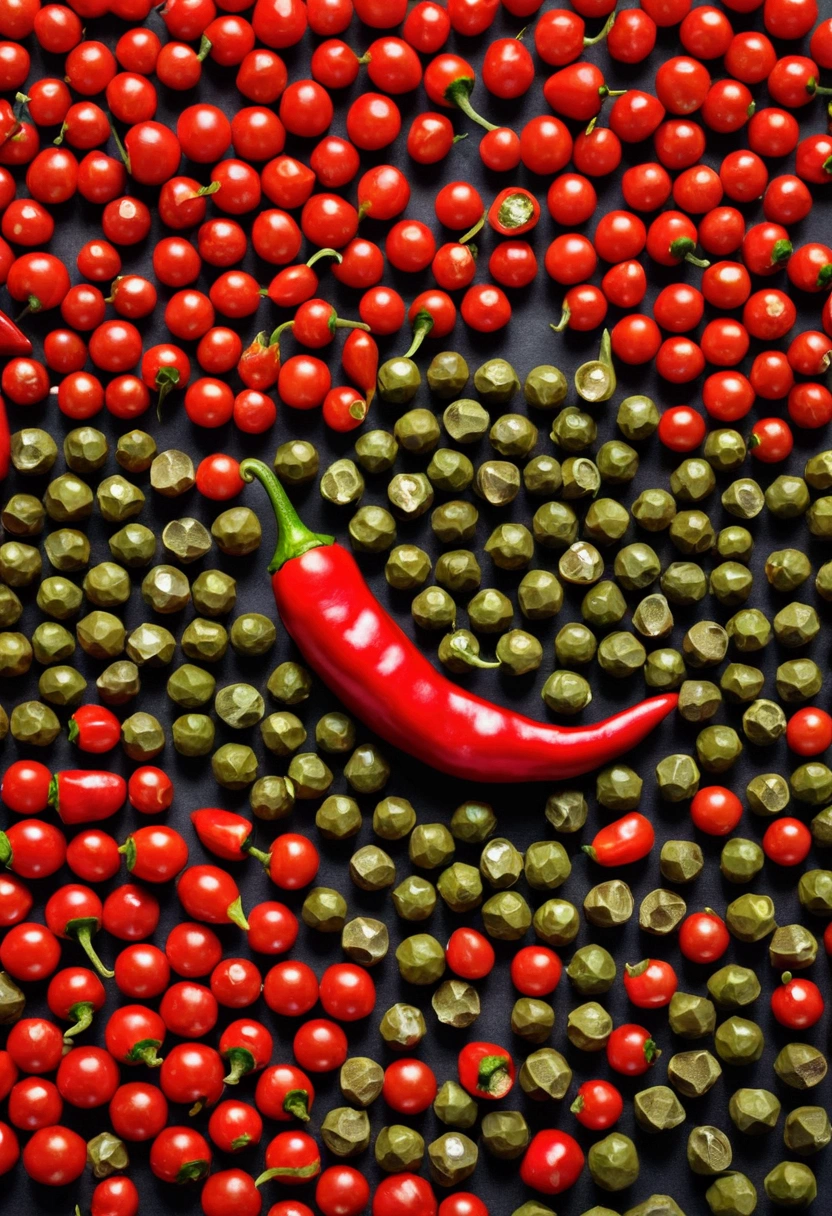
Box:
3, 1, 832, 1213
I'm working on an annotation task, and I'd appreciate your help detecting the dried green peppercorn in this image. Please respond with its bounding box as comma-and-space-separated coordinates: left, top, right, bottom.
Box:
639, 889, 687, 935
588, 1133, 639, 1192
511, 997, 555, 1045
410, 823, 455, 871
316, 795, 362, 841
667, 1050, 721, 1098
729, 1087, 781, 1135
567, 945, 616, 995
770, 925, 818, 971
774, 1044, 828, 1090
584, 881, 633, 927
524, 364, 567, 410
519, 1048, 571, 1101
385, 544, 432, 590
211, 743, 258, 789
687, 1126, 732, 1176
428, 1133, 478, 1188
433, 1080, 478, 1129
715, 1016, 765, 1065
350, 846, 395, 892
660, 840, 703, 883
633, 1086, 685, 1134
340, 1057, 384, 1109
122, 712, 164, 761
784, 1107, 831, 1156
721, 838, 765, 884
96, 660, 140, 707
763, 1162, 817, 1208
250, 776, 295, 822
172, 714, 215, 757
708, 965, 761, 1009
38, 665, 86, 707
533, 898, 579, 946
302, 887, 347, 933
481, 891, 531, 940
379, 1003, 426, 1050
566, 1001, 612, 1052
668, 992, 716, 1039
432, 979, 480, 1028
375, 1125, 424, 1172
287, 753, 333, 800
392, 875, 435, 921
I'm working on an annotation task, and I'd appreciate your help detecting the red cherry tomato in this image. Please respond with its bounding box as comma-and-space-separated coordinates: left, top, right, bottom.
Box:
679, 911, 730, 963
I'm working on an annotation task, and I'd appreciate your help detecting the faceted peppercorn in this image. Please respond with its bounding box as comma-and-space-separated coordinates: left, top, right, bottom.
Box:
426, 450, 474, 494
561, 458, 601, 501
714, 1175, 759, 1216
496, 630, 543, 675
805, 450, 832, 488
704, 428, 746, 471
321, 1107, 370, 1158
432, 979, 480, 1028
485, 523, 534, 571
274, 440, 319, 486
354, 430, 398, 474
116, 430, 156, 473
433, 1080, 478, 1129
519, 1048, 571, 1101
302, 887, 347, 933
139, 565, 189, 615
437, 863, 482, 913
122, 712, 164, 761
44, 473, 94, 522
211, 743, 258, 789
726, 894, 775, 943
767, 475, 810, 519
715, 1016, 765, 1065
0, 633, 31, 678
721, 664, 764, 705
584, 881, 634, 927
532, 502, 579, 551
167, 665, 215, 709
12, 427, 58, 475
150, 449, 194, 496
172, 714, 214, 757
385, 545, 431, 590
798, 869, 832, 915
655, 754, 700, 802
431, 501, 478, 546
76, 612, 126, 659
533, 898, 580, 946
523, 454, 562, 498
372, 796, 416, 842
475, 357, 519, 405
38, 666, 86, 707
2, 493, 44, 535
639, 889, 687, 935
87, 1131, 129, 1179
340, 1058, 384, 1109
442, 399, 489, 444
687, 1126, 732, 1176
811, 807, 832, 846
774, 1044, 828, 1090
0, 541, 41, 586
0, 587, 22, 629
481, 1111, 530, 1160
632, 489, 676, 532
763, 1162, 817, 1207
742, 699, 786, 745
511, 998, 555, 1045
617, 394, 659, 440
776, 659, 823, 703
212, 508, 261, 556
97, 475, 145, 523
474, 460, 520, 506
729, 1088, 781, 1135
707, 965, 761, 1009
315, 795, 361, 840
45, 529, 89, 572
287, 753, 333, 800
162, 518, 212, 565
669, 510, 716, 555
551, 406, 597, 452
584, 501, 630, 549
350, 845, 395, 892
428, 1133, 478, 1188
671, 458, 715, 502
597, 632, 646, 677
451, 801, 496, 843
480, 837, 523, 888
343, 744, 389, 794
710, 563, 753, 606
127, 623, 177, 667
566, 1002, 612, 1052
109, 523, 156, 568
770, 925, 818, 971
784, 1108, 831, 1156
678, 680, 722, 723
392, 875, 436, 921
428, 350, 469, 399
667, 1051, 722, 1098
747, 773, 790, 817
379, 1003, 426, 1050
544, 790, 587, 834
62, 427, 107, 474
375, 1126, 425, 1173
766, 549, 812, 592
661, 562, 707, 607
774, 602, 820, 648
791, 765, 832, 806
525, 364, 567, 409
409, 824, 454, 871
722, 478, 764, 519
588, 1133, 639, 1192
721, 838, 765, 884
567, 945, 616, 994
596, 766, 642, 812
191, 571, 236, 617
660, 840, 703, 884
32, 622, 74, 666
632, 595, 673, 639
393, 409, 440, 455
215, 684, 265, 731
314, 713, 355, 756
396, 934, 445, 985
388, 473, 433, 519
181, 619, 228, 663
341, 917, 388, 967
596, 440, 638, 486
524, 842, 570, 891
38, 575, 83, 619
634, 1086, 685, 1134
625, 1200, 685, 1216
518, 570, 562, 621
435, 550, 481, 595
482, 891, 531, 940
554, 623, 596, 667
268, 662, 311, 705
349, 505, 396, 552
668, 992, 716, 1038
696, 725, 743, 774
321, 459, 365, 507
250, 776, 295, 821
84, 562, 131, 609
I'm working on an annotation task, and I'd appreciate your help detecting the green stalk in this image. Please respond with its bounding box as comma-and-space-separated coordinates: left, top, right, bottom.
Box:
240, 459, 334, 573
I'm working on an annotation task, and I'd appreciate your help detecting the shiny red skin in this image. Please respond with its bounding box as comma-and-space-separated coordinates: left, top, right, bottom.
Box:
510, 946, 562, 996
110, 1081, 169, 1142
571, 1079, 623, 1130
49, 769, 127, 824
1, 760, 51, 814
690, 786, 743, 835
263, 961, 319, 1017
255, 1063, 315, 1122
22, 1125, 86, 1186
0, 818, 66, 877
623, 959, 678, 1008
520, 1130, 584, 1195
606, 1024, 658, 1076
762, 818, 812, 867
208, 1099, 263, 1153
445, 928, 495, 980
191, 808, 254, 861
383, 1058, 438, 1113
679, 912, 730, 963
457, 1042, 514, 1100
68, 703, 121, 754
585, 813, 655, 865
786, 707, 832, 756
771, 976, 824, 1029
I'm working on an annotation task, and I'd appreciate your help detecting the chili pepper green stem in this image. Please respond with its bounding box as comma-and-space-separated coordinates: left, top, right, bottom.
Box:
197, 33, 212, 60
256, 1163, 320, 1186
445, 78, 497, 131
460, 213, 485, 244
247, 845, 271, 868
63, 1001, 95, 1041
329, 312, 370, 335
449, 636, 499, 669
223, 1046, 255, 1085
128, 1038, 163, 1067
477, 1054, 510, 1092
283, 1089, 311, 1121
404, 309, 434, 359
240, 459, 334, 573
226, 896, 250, 931
155, 366, 181, 420
68, 917, 114, 978
306, 247, 342, 268
584, 10, 616, 45
551, 307, 571, 333
108, 119, 131, 174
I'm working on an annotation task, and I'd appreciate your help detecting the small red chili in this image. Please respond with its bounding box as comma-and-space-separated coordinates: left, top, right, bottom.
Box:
570, 1079, 623, 1130
679, 910, 730, 964
457, 1041, 514, 1099
762, 818, 812, 868
520, 1129, 584, 1196
623, 959, 678, 1008
786, 707, 832, 756
749, 417, 793, 464
48, 769, 127, 825
487, 186, 539, 236
690, 786, 743, 835
178, 865, 249, 930
67, 704, 120, 754
583, 812, 655, 865
606, 1024, 659, 1076
771, 974, 824, 1029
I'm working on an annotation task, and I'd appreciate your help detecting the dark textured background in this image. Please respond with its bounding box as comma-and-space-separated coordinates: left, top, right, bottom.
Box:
3, 1, 832, 1212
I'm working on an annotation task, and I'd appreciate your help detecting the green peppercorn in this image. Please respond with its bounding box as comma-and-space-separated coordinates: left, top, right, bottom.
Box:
211, 743, 258, 789
467, 587, 512, 633
140, 565, 189, 614
380, 1002, 426, 1050
511, 998, 555, 1045
715, 1016, 765, 1065
181, 618, 227, 663
432, 979, 480, 1028
274, 440, 319, 486
668, 992, 716, 1039
349, 505, 396, 552
355, 429, 398, 473
729, 1087, 781, 1135
660, 840, 703, 883
340, 1057, 384, 1109
728, 608, 772, 655
687, 1126, 732, 1176
524, 364, 567, 410
0, 541, 41, 586
784, 1107, 831, 1156
774, 1044, 828, 1090
425, 449, 473, 494
566, 1001, 612, 1052
597, 632, 646, 678
567, 945, 616, 995
533, 897, 580, 945
287, 753, 333, 800
250, 775, 295, 821
523, 454, 562, 498
770, 925, 818, 971
38, 575, 83, 619
442, 399, 489, 445
450, 800, 496, 843
97, 475, 145, 523
661, 561, 707, 606
632, 488, 676, 532
427, 350, 469, 399
375, 1125, 425, 1173
44, 473, 93, 523
480, 1111, 530, 1159
31, 621, 74, 665
475, 357, 520, 405
150, 449, 195, 497
320, 458, 365, 507
617, 394, 659, 440
342, 916, 387, 966
302, 887, 347, 933
532, 500, 579, 549
480, 837, 523, 888
633, 1087, 686, 1134
127, 623, 177, 667
167, 664, 215, 709
767, 474, 810, 519
320, 1106, 370, 1158
481, 890, 531, 940
109, 523, 156, 568
639, 889, 686, 936
721, 838, 765, 884
644, 648, 686, 690
667, 1050, 721, 1098
172, 714, 215, 757
433, 1080, 477, 1129
391, 875, 435, 921
519, 1047, 572, 1101
116, 430, 156, 473
350, 845, 395, 892
212, 507, 261, 556
12, 427, 57, 476
121, 711, 164, 760
38, 665, 86, 707
76, 611, 126, 660
763, 1162, 817, 1208
44, 529, 89, 572
588, 1132, 639, 1192
518, 569, 562, 620
655, 753, 700, 802
708, 965, 761, 1010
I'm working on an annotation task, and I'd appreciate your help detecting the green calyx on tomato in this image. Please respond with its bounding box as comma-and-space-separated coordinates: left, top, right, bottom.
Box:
476, 1053, 513, 1096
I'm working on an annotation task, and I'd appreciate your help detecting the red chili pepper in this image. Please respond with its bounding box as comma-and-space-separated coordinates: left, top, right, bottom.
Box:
458, 1041, 515, 1099
488, 187, 540, 236
520, 1130, 585, 1195
582, 812, 655, 865
0, 309, 32, 356
67, 704, 121, 754
191, 808, 254, 862
256, 1130, 321, 1185
266, 248, 342, 308
44, 883, 114, 978
240, 460, 677, 782
341, 327, 378, 406
0, 393, 9, 482
178, 864, 249, 930
48, 770, 127, 825
220, 1019, 274, 1085
237, 330, 281, 390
